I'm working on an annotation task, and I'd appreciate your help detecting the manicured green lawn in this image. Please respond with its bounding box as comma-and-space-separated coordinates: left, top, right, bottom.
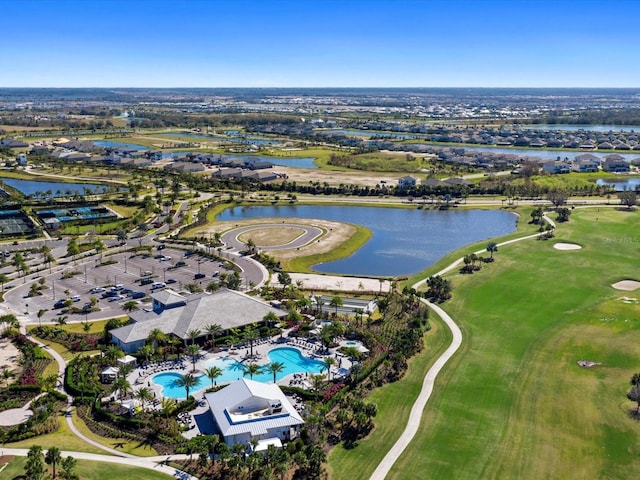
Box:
329, 206, 640, 480
327, 315, 451, 478
5, 412, 106, 455
1, 455, 173, 479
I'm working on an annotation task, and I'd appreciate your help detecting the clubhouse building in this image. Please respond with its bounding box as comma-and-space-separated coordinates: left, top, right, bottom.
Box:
110, 288, 286, 353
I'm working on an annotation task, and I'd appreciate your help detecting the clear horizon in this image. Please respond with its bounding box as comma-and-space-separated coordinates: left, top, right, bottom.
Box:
2, 0, 640, 89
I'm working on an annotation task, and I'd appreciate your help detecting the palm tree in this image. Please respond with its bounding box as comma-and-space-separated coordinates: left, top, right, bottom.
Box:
323, 357, 336, 381
138, 345, 154, 363
486, 241, 498, 260
206, 281, 220, 293
111, 375, 131, 400
265, 361, 284, 383
263, 311, 279, 329
186, 344, 201, 372
37, 308, 48, 326
0, 273, 7, 292
205, 323, 222, 350
93, 240, 107, 263
103, 345, 124, 366
122, 301, 139, 313
160, 397, 177, 419
172, 373, 199, 399
243, 363, 262, 380
45, 253, 56, 273
45, 447, 62, 479
148, 328, 166, 354
329, 295, 344, 316
204, 365, 223, 389
187, 328, 201, 345
135, 387, 153, 408
243, 327, 259, 358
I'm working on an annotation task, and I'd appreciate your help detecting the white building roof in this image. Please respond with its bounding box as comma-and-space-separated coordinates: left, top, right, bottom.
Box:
204, 379, 303, 440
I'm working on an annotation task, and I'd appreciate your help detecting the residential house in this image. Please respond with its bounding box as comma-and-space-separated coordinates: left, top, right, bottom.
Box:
571, 158, 599, 173
542, 161, 571, 174
602, 156, 630, 173
397, 175, 417, 190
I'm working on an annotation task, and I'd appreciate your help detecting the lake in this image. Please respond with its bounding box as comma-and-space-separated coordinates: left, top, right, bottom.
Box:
162, 132, 280, 146
521, 125, 640, 132
596, 177, 640, 191
93, 140, 149, 150
410, 144, 639, 162
0, 178, 112, 197
217, 205, 517, 276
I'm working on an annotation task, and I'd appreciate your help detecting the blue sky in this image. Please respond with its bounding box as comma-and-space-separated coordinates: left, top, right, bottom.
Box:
1, 0, 639, 88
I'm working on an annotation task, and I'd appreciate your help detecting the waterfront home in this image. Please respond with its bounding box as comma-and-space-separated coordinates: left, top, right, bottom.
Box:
542, 160, 571, 174
398, 175, 417, 190
602, 156, 631, 173
571, 158, 599, 172
205, 378, 304, 450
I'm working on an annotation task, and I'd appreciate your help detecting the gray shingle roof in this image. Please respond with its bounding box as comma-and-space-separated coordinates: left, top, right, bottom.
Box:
110, 288, 286, 347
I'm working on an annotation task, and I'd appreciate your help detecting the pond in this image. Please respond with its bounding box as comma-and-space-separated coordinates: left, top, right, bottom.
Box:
93, 140, 149, 150
217, 205, 517, 276
0, 178, 113, 197
162, 132, 280, 146
596, 177, 640, 191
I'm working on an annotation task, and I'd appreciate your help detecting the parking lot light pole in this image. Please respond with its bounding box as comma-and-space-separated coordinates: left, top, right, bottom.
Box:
124, 256, 127, 273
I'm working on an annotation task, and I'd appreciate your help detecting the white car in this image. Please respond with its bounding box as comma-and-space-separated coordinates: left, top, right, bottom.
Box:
151, 282, 166, 289
90, 287, 106, 294
159, 256, 172, 262
108, 295, 125, 302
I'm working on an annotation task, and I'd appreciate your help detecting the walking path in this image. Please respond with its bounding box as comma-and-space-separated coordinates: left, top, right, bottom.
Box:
369, 224, 552, 479
0, 448, 198, 479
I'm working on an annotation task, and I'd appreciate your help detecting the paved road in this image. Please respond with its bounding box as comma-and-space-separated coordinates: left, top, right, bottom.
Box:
369, 224, 553, 479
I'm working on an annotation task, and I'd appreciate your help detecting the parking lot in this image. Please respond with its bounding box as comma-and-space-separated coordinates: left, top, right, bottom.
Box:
6, 246, 237, 324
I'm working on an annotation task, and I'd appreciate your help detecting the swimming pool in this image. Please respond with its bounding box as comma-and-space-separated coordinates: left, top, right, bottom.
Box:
152, 347, 326, 398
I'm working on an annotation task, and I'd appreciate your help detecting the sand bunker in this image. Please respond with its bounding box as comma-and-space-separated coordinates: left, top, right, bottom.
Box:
612, 280, 640, 291
554, 243, 582, 250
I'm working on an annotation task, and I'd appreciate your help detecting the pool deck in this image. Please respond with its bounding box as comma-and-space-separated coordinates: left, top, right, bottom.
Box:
115, 333, 355, 438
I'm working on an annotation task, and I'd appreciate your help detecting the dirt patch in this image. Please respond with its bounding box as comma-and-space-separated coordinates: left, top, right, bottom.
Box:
274, 165, 395, 188
612, 280, 640, 291
197, 218, 356, 263
553, 242, 582, 250
237, 226, 306, 247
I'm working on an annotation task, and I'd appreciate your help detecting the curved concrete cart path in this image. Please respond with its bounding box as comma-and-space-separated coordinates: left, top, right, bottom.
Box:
370, 228, 549, 480
0, 448, 198, 480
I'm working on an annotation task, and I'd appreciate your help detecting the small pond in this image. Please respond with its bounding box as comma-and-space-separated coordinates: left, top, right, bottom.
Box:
0, 178, 113, 197
596, 177, 640, 191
